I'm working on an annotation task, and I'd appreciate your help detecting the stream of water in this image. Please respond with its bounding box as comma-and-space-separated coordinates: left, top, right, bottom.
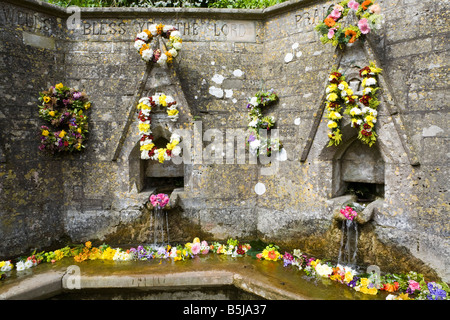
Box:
152, 206, 170, 247
338, 219, 358, 267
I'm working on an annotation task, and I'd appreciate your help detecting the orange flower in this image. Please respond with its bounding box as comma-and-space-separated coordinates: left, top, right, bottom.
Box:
324, 17, 336, 27
143, 29, 152, 38
345, 29, 358, 43
361, 0, 372, 10
156, 23, 164, 35
139, 44, 149, 55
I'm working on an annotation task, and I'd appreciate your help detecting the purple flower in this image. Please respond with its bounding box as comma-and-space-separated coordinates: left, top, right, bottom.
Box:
283, 252, 294, 267
248, 134, 256, 142
427, 282, 447, 300
73, 92, 82, 100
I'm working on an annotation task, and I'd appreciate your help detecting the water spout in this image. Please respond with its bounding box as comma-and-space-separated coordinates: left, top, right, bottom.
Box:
338, 219, 358, 267
152, 206, 170, 247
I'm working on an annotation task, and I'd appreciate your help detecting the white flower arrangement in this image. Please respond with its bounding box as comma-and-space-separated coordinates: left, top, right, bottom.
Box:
134, 23, 182, 66
137, 94, 181, 163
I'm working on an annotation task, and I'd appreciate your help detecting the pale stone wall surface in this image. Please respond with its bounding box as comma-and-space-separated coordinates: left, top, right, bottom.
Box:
0, 0, 448, 281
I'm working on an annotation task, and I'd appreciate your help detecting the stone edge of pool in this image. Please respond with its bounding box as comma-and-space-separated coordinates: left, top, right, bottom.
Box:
0, 268, 307, 300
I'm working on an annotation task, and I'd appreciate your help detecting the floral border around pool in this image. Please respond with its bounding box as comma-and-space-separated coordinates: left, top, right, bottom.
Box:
1, 239, 448, 300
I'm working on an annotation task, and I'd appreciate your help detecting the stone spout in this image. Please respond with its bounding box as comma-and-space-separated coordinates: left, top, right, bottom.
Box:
331, 195, 384, 224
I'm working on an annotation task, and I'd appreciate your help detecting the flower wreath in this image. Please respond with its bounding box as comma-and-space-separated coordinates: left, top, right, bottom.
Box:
38, 83, 91, 153
325, 62, 382, 147
315, 0, 383, 48
350, 62, 382, 146
137, 93, 182, 163
246, 89, 283, 156
134, 23, 182, 66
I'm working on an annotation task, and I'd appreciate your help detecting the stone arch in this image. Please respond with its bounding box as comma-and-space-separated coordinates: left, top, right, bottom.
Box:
128, 123, 184, 194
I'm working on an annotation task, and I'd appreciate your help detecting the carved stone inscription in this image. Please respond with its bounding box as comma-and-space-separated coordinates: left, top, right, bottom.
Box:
81, 19, 256, 42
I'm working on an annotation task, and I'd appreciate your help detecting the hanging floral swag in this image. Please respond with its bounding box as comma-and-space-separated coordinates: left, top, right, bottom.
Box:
325, 62, 382, 147
134, 23, 182, 66
38, 83, 91, 153
246, 89, 283, 157
315, 0, 383, 48
138, 93, 182, 163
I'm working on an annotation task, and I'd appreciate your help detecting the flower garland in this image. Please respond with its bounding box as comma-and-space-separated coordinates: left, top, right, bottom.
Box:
325, 62, 382, 147
134, 24, 182, 66
137, 93, 182, 163
246, 89, 283, 156
38, 83, 91, 153
351, 62, 382, 146
281, 249, 449, 300
315, 0, 383, 48
2, 240, 449, 300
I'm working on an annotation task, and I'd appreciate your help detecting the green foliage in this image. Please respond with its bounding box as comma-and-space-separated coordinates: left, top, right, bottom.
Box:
209, 0, 286, 9
42, 0, 286, 8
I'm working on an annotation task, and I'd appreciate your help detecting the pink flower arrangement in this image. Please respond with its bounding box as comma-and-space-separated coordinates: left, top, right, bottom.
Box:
200, 240, 210, 254
369, 4, 381, 14
328, 28, 337, 39
340, 206, 358, 221
334, 4, 344, 11
408, 280, 420, 293
348, 0, 359, 10
149, 193, 169, 208
191, 242, 201, 255
358, 18, 371, 34
329, 8, 342, 20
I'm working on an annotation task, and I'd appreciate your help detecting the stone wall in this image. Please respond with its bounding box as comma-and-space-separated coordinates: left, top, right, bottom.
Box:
0, 0, 448, 282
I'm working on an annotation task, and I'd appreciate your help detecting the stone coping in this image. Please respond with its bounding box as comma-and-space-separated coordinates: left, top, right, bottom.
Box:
4, 0, 321, 19
0, 263, 305, 300
0, 255, 389, 300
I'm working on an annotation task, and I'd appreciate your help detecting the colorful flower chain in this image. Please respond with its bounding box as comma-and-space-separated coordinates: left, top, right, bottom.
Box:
134, 23, 182, 66
325, 71, 346, 146
350, 61, 382, 146
246, 89, 283, 156
281, 249, 449, 300
137, 93, 181, 163
325, 62, 382, 147
38, 83, 91, 153
315, 0, 383, 48
1, 240, 448, 300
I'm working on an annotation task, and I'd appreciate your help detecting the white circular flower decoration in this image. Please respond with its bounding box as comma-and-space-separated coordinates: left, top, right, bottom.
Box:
134, 23, 182, 66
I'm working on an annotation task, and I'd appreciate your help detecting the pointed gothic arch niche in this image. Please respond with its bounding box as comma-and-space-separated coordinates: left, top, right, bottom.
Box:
321, 122, 385, 205
334, 137, 385, 202
128, 124, 184, 195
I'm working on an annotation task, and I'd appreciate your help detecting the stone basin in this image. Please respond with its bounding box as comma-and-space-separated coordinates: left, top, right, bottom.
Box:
0, 254, 387, 300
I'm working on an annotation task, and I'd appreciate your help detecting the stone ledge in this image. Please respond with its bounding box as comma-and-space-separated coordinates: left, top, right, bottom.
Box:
0, 263, 307, 300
